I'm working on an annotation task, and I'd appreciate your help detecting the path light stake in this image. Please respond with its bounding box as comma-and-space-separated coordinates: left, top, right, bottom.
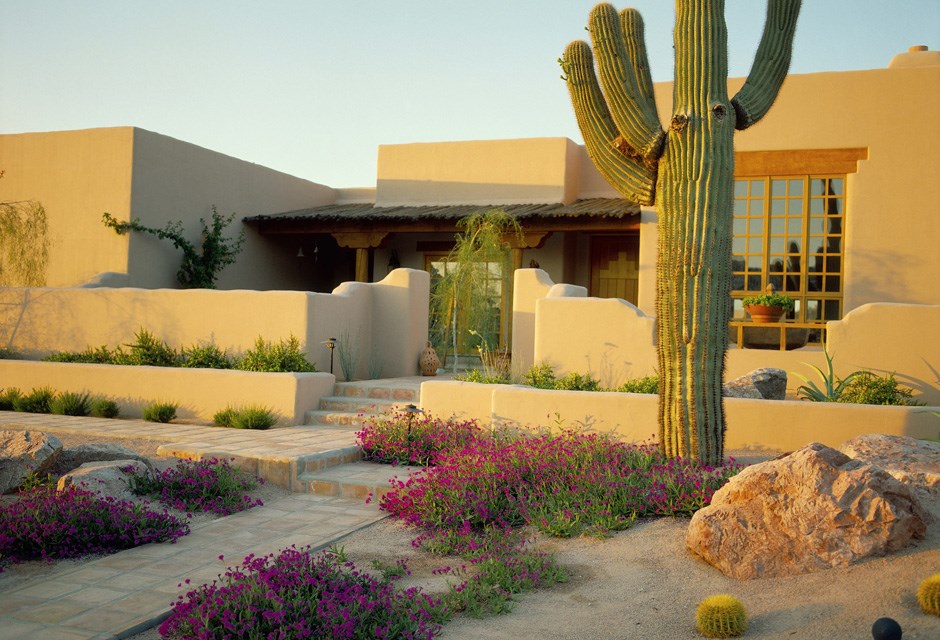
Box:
404, 404, 424, 463
322, 337, 337, 374
560, 0, 801, 465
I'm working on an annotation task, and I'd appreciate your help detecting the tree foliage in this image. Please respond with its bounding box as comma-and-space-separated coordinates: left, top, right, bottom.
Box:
102, 207, 245, 289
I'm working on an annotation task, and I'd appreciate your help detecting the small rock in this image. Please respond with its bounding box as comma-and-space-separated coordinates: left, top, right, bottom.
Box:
0, 430, 63, 493
724, 368, 787, 400
51, 443, 154, 476
687, 442, 929, 579
57, 459, 149, 501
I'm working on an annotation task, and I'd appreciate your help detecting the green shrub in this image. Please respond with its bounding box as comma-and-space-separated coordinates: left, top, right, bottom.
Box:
50, 391, 91, 416
0, 387, 22, 410
213, 404, 278, 429
554, 372, 601, 391
181, 342, 233, 369
616, 375, 659, 394
90, 397, 121, 418
42, 346, 115, 364
13, 387, 55, 413
522, 363, 557, 389
143, 401, 178, 423
455, 368, 509, 384
236, 335, 316, 373
114, 329, 180, 367
0, 347, 21, 359
837, 371, 921, 406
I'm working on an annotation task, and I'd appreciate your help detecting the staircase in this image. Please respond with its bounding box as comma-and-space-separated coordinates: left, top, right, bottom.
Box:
297, 377, 426, 499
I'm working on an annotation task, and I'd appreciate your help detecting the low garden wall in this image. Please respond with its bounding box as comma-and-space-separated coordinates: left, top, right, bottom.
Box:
420, 380, 940, 452
0, 268, 429, 379
0, 360, 335, 425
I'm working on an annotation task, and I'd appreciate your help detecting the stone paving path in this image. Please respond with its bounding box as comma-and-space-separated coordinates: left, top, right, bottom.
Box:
0, 411, 405, 639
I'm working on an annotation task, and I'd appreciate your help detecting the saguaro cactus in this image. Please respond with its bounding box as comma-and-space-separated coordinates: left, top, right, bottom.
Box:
561, 1, 800, 465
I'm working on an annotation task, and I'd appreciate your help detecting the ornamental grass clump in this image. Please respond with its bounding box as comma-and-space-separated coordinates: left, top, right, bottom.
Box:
0, 485, 188, 571
128, 457, 262, 516
380, 430, 739, 537
356, 410, 488, 466
159, 545, 449, 640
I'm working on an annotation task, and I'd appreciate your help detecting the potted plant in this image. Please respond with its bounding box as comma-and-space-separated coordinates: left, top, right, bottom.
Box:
742, 289, 794, 323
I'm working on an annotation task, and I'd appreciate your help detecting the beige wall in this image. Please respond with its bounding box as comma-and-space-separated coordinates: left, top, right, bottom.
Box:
0, 360, 334, 425
0, 127, 336, 290
0, 268, 430, 379
420, 379, 939, 452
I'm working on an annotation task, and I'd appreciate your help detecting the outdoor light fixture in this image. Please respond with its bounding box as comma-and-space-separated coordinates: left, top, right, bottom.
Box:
404, 403, 424, 463
296, 247, 305, 258
322, 337, 337, 374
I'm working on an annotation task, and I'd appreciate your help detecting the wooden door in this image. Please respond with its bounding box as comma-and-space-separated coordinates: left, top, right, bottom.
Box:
590, 235, 639, 304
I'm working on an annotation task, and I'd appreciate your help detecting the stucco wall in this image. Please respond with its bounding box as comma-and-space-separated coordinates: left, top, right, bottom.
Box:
0, 268, 430, 379
420, 379, 940, 452
0, 360, 334, 425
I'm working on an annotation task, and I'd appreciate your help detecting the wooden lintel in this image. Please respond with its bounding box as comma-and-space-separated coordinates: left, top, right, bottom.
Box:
331, 231, 389, 249
735, 148, 868, 177
506, 231, 552, 250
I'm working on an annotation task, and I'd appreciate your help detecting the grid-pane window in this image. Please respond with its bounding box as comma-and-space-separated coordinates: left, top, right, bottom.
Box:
732, 175, 846, 324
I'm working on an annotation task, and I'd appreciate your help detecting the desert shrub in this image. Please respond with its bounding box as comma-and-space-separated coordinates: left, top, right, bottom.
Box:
236, 335, 316, 373
42, 345, 116, 364
0, 387, 21, 410
837, 371, 921, 406
50, 391, 91, 416
159, 545, 448, 639
554, 372, 601, 391
113, 329, 180, 367
357, 410, 487, 466
181, 342, 233, 369
616, 375, 660, 394
522, 363, 557, 389
128, 457, 262, 516
142, 401, 178, 423
0, 485, 188, 569
0, 347, 21, 359
90, 397, 121, 418
454, 368, 508, 385
12, 386, 55, 413
213, 405, 278, 430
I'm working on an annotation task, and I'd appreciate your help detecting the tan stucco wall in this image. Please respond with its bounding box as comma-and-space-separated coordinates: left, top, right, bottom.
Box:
0, 268, 430, 378
0, 360, 334, 425
375, 138, 578, 206
0, 128, 135, 287
0, 127, 336, 290
420, 379, 939, 451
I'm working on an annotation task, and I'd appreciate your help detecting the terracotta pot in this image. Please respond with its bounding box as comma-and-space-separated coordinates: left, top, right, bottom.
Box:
744, 304, 787, 323
419, 342, 440, 376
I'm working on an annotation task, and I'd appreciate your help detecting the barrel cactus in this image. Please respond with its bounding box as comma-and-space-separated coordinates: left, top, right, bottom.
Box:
695, 594, 748, 638
918, 573, 940, 616
561, 1, 801, 465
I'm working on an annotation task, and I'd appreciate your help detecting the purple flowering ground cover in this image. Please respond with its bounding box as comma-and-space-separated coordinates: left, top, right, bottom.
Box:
159, 546, 449, 640
0, 485, 189, 570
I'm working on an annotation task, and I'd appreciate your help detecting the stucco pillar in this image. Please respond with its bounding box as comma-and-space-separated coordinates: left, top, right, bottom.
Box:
331, 232, 389, 282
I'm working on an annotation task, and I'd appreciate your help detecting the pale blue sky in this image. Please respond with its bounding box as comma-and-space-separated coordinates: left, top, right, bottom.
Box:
2, 1, 938, 188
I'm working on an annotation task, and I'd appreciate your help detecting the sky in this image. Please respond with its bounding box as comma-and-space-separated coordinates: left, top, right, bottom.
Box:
2, 1, 938, 189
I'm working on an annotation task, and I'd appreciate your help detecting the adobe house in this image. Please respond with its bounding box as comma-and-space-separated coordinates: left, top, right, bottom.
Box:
1, 47, 938, 348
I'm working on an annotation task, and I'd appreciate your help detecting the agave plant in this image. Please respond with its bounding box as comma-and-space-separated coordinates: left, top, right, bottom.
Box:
792, 343, 860, 402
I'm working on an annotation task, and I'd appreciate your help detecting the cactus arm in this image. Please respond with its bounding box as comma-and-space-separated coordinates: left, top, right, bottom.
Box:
588, 3, 665, 161
730, 0, 802, 130
619, 9, 657, 106
562, 40, 658, 205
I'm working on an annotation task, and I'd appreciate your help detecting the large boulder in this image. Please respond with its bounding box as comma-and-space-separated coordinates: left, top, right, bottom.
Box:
723, 368, 787, 400
0, 430, 63, 493
56, 459, 149, 501
51, 443, 154, 476
687, 442, 929, 579
839, 434, 940, 496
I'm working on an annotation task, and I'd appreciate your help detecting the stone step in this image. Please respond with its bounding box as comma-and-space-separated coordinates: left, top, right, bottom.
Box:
304, 410, 370, 427
297, 461, 420, 501
334, 381, 419, 402
318, 396, 410, 414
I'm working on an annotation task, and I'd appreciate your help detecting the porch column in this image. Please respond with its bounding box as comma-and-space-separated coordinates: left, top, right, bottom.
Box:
331, 232, 389, 282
